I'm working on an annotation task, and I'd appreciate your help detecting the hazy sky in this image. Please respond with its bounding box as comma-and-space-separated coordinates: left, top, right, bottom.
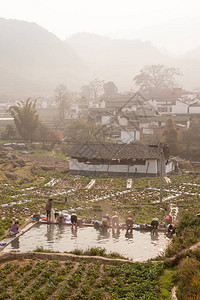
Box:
1, 0, 200, 53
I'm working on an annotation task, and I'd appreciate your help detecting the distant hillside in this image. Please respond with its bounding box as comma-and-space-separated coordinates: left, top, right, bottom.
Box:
67, 33, 172, 91
67, 32, 200, 91
0, 18, 87, 99
2, 19, 200, 99
183, 46, 200, 60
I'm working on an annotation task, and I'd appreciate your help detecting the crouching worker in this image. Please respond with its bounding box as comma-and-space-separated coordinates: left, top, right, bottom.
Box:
112, 213, 119, 229
102, 214, 110, 230
151, 218, 159, 235
71, 211, 77, 230
166, 224, 175, 238
126, 216, 133, 231
9, 221, 20, 235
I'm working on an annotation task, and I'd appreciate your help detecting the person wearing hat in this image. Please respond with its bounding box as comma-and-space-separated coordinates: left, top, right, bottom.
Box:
151, 218, 159, 234
111, 212, 119, 229
102, 214, 110, 230
45, 199, 53, 222
126, 216, 133, 231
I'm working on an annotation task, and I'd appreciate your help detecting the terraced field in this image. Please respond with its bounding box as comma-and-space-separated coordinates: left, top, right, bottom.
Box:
0, 258, 163, 299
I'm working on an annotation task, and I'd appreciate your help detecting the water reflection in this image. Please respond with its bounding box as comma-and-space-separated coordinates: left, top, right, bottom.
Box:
98, 228, 110, 241
57, 224, 65, 238
71, 227, 78, 238
151, 232, 159, 241
125, 229, 133, 239
45, 224, 54, 242
11, 237, 20, 249
112, 228, 120, 240
5, 224, 167, 261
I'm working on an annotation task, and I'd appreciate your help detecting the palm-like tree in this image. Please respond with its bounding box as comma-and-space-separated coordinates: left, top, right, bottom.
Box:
8, 98, 40, 142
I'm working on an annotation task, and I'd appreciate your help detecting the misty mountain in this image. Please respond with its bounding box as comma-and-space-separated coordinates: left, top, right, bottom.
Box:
2, 18, 200, 98
67, 32, 172, 90
0, 18, 87, 99
121, 17, 200, 55
183, 46, 200, 60
67, 32, 200, 91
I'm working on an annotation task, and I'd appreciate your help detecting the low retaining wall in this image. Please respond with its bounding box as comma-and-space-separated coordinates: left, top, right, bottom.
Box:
0, 251, 136, 266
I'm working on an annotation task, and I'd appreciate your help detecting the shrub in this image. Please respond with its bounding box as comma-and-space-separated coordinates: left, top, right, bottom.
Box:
176, 257, 200, 299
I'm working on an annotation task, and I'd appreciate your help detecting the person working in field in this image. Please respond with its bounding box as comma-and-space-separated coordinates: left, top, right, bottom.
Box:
45, 198, 53, 222
111, 213, 119, 229
9, 221, 20, 235
126, 216, 133, 231
151, 218, 159, 235
71, 211, 77, 230
166, 223, 175, 237
102, 214, 110, 230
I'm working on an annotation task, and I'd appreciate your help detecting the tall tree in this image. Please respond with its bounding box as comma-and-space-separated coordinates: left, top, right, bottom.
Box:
80, 84, 93, 100
134, 64, 181, 97
182, 121, 200, 160
8, 98, 40, 142
103, 81, 118, 98
162, 118, 181, 156
55, 84, 70, 127
89, 78, 104, 101
64, 119, 106, 144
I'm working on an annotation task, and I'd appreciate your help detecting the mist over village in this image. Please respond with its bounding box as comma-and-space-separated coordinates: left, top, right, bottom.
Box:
1, 1, 200, 299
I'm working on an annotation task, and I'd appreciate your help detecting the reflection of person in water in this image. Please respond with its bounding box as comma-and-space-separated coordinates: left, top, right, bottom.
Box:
45, 224, 54, 241
151, 233, 159, 241
125, 229, 133, 239
112, 228, 120, 239
11, 237, 20, 249
71, 227, 77, 237
98, 227, 110, 240
57, 223, 65, 238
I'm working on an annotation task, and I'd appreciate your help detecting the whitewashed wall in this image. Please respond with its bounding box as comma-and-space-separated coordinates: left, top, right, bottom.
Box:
120, 130, 140, 143
165, 161, 175, 174
143, 128, 154, 135
172, 100, 188, 114
69, 159, 158, 175
102, 115, 111, 125
189, 106, 200, 114
118, 117, 128, 126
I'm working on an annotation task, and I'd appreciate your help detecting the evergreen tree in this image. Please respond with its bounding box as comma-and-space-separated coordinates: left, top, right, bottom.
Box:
162, 118, 181, 156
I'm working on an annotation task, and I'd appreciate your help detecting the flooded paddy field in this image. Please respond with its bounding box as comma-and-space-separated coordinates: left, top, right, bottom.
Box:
4, 223, 167, 261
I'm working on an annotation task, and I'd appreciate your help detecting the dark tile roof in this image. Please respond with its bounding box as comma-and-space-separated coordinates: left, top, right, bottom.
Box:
151, 115, 190, 122
68, 143, 161, 160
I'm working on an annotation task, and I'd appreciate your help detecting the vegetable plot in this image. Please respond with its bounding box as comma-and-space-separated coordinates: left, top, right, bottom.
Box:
0, 258, 163, 299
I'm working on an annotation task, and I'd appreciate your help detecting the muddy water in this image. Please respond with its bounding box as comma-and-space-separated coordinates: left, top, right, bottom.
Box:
4, 223, 167, 261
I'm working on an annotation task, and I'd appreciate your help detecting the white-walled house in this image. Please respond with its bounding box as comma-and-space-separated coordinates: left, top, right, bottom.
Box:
68, 143, 175, 177
172, 99, 189, 114
189, 102, 200, 114
120, 129, 140, 143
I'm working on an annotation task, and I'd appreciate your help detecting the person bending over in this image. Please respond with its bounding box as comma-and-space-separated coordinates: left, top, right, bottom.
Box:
71, 211, 77, 230
126, 217, 133, 231
9, 221, 20, 235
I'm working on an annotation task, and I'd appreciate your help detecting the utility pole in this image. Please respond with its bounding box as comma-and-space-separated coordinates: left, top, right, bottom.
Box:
159, 143, 165, 203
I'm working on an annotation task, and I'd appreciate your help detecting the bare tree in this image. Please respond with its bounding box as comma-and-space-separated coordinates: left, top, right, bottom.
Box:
134, 65, 182, 97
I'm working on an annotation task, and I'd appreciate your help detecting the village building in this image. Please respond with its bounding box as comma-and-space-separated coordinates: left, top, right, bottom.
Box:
68, 143, 175, 177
